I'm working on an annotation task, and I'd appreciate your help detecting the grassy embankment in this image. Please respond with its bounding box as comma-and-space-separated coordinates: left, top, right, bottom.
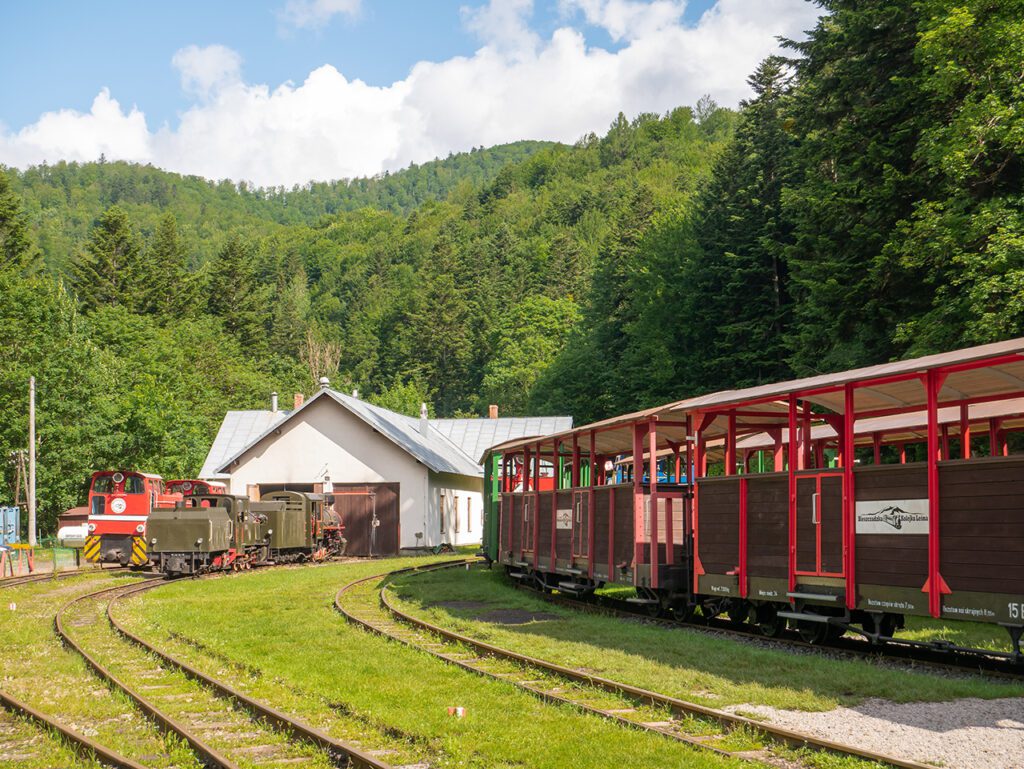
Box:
386, 566, 1024, 712
0, 572, 200, 769
123, 556, 773, 769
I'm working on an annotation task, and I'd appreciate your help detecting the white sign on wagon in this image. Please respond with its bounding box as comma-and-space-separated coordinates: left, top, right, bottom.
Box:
556, 508, 573, 529
855, 499, 929, 535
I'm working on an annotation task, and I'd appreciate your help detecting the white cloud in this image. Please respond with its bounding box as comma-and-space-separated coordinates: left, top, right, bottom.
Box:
0, 89, 151, 168
280, 0, 361, 30
561, 0, 684, 42
171, 44, 243, 99
462, 0, 540, 56
0, 0, 822, 187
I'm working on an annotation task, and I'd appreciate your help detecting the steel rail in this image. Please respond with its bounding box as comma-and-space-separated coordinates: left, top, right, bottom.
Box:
0, 686, 150, 769
334, 561, 745, 759
515, 582, 1024, 681
0, 564, 127, 589
355, 562, 937, 769
55, 578, 244, 769
106, 579, 394, 769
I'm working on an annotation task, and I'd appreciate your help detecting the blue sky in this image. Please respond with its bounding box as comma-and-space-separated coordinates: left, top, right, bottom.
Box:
0, 1, 817, 186
1, 0, 715, 130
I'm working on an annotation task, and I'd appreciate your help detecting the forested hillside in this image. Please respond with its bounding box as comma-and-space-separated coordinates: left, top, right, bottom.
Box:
2, 0, 1022, 532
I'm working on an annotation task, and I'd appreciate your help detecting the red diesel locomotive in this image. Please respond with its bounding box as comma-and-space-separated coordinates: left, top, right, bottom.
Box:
84, 471, 181, 566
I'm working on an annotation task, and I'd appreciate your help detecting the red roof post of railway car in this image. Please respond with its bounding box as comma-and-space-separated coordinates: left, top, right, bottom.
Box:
649, 416, 659, 590
588, 429, 596, 581
960, 404, 971, 458
924, 369, 951, 617
691, 413, 707, 593
550, 438, 558, 569
685, 413, 693, 540
533, 441, 541, 568
571, 434, 580, 488
632, 420, 648, 586
787, 395, 798, 596
843, 383, 857, 611
770, 428, 784, 471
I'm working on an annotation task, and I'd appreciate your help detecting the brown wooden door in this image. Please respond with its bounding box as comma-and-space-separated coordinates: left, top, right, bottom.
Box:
333, 483, 399, 556
572, 490, 588, 558
795, 473, 844, 577
521, 495, 534, 555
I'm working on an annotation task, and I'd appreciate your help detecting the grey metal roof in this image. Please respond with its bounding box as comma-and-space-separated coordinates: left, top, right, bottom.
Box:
432, 416, 573, 464
199, 409, 290, 479
202, 389, 571, 479
326, 391, 481, 476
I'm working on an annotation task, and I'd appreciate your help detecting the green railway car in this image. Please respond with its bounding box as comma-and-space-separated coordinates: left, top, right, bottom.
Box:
482, 450, 502, 563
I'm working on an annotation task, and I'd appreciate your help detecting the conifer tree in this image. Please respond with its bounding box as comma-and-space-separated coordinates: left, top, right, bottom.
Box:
685, 57, 796, 389
0, 172, 36, 274
142, 213, 199, 317
207, 234, 268, 354
782, 0, 930, 373
73, 205, 146, 312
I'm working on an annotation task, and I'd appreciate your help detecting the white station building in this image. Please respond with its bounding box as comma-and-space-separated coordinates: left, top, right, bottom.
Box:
199, 381, 570, 555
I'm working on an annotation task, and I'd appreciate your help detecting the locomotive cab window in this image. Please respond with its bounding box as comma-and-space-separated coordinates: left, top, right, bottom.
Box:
124, 476, 145, 494
93, 477, 114, 493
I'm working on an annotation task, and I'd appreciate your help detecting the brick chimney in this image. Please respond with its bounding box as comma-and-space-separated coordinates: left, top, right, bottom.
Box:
294, 392, 304, 410
488, 404, 499, 419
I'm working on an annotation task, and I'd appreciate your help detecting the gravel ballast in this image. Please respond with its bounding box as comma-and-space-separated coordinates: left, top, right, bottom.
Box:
727, 696, 1024, 769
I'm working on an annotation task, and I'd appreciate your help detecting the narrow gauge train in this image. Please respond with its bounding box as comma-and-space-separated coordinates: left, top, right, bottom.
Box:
84, 471, 181, 566
165, 479, 227, 496
147, 491, 346, 577
482, 338, 1024, 659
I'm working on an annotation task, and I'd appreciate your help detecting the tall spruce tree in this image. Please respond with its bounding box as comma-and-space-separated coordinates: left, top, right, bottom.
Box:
0, 172, 36, 274
207, 235, 268, 354
73, 205, 146, 312
782, 0, 931, 374
685, 57, 796, 389
142, 213, 200, 317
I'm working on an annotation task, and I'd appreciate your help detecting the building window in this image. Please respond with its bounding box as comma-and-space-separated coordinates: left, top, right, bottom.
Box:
455, 496, 460, 533
466, 496, 472, 532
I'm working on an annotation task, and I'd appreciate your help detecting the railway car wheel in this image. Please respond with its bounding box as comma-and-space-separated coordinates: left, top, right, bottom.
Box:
756, 606, 786, 637
725, 600, 751, 627
672, 601, 696, 623
795, 620, 829, 645
862, 613, 900, 642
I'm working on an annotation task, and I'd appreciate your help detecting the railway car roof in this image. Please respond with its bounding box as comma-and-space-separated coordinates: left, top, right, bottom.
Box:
487, 336, 1024, 457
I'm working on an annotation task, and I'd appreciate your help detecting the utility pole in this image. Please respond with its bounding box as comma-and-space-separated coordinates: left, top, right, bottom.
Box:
28, 376, 36, 546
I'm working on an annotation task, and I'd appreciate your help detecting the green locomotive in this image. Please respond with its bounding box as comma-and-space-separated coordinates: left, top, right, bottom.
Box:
148, 492, 345, 577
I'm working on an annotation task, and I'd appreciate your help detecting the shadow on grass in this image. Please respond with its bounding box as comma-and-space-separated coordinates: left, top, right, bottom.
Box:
388, 565, 1024, 717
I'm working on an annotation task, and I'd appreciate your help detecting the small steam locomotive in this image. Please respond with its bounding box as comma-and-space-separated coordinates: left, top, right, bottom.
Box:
147, 490, 346, 577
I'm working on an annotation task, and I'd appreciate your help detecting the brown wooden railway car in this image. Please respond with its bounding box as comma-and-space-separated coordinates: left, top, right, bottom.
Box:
489, 337, 1024, 654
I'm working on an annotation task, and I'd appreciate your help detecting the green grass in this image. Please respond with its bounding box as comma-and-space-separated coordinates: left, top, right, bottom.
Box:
0, 572, 200, 769
386, 566, 1024, 712
123, 557, 757, 769
898, 616, 1014, 653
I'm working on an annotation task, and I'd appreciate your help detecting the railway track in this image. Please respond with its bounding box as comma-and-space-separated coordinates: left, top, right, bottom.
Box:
0, 564, 126, 589
0, 685, 150, 769
510, 580, 1024, 681
336, 561, 932, 769
55, 576, 400, 769
0, 569, 166, 769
